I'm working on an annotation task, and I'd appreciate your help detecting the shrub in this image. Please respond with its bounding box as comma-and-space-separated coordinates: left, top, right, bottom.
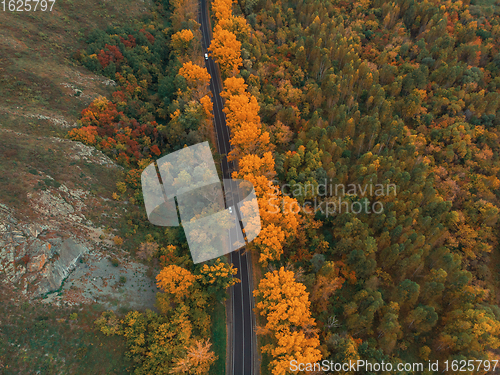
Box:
113, 236, 124, 246
20, 254, 31, 266
136, 242, 159, 260
110, 257, 120, 267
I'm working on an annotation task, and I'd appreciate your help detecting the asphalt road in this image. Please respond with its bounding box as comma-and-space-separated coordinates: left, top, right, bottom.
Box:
198, 1, 255, 374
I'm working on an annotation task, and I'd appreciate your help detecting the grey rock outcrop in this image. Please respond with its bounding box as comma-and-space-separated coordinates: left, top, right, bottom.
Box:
0, 202, 88, 296
37, 238, 88, 294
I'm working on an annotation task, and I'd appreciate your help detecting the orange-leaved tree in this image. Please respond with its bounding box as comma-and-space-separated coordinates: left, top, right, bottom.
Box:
235, 152, 300, 265
68, 125, 99, 145
170, 0, 198, 32
254, 267, 322, 375
212, 0, 234, 22
178, 61, 212, 101
80, 95, 121, 132
156, 265, 197, 303
200, 95, 214, 120
170, 339, 217, 374
179, 61, 211, 88
68, 96, 122, 145
220, 77, 301, 265
218, 16, 250, 42
208, 25, 242, 77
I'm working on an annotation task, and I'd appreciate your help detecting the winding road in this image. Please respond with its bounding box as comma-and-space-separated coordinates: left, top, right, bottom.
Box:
198, 0, 256, 374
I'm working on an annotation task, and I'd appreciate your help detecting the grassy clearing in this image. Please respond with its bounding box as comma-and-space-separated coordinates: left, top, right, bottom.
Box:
0, 284, 131, 374
259, 336, 272, 375
0, 112, 68, 138
209, 301, 226, 375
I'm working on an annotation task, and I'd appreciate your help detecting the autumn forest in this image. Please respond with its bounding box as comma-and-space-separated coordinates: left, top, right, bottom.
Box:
64, 0, 500, 373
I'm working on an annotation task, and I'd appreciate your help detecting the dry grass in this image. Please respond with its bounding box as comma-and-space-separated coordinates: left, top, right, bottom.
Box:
0, 282, 132, 374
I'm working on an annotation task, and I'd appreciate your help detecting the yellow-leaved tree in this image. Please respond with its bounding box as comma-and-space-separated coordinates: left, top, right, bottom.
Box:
171, 29, 195, 54
196, 258, 239, 301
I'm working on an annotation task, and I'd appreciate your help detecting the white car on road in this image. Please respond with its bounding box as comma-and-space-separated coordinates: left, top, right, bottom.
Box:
204, 53, 208, 60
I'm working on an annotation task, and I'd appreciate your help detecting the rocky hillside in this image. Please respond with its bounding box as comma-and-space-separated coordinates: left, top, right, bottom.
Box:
0, 0, 160, 307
